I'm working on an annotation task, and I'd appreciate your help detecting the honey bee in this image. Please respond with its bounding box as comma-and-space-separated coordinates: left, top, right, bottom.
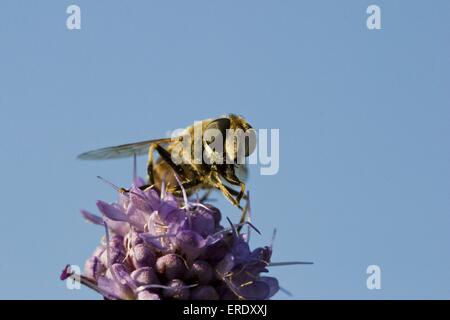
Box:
78, 114, 257, 209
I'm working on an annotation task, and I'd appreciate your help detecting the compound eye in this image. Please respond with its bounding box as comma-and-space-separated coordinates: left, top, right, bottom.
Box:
204, 118, 231, 146
244, 128, 257, 157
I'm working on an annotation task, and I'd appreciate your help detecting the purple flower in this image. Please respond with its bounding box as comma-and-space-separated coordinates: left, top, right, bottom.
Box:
63, 178, 309, 300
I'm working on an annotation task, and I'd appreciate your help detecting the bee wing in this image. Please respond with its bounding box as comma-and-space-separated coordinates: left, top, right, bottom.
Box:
77, 137, 176, 160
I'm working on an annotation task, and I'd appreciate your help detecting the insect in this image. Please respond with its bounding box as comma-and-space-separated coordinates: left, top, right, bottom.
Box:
78, 114, 257, 209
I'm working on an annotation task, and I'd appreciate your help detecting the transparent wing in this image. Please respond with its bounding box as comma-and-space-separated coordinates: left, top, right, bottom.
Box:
77, 137, 175, 160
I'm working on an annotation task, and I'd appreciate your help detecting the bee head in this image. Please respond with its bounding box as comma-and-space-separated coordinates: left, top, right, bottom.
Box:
233, 121, 257, 159
203, 116, 256, 165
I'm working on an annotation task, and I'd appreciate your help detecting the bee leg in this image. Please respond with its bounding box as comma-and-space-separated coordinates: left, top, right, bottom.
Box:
211, 172, 243, 210
235, 183, 246, 204
147, 144, 156, 185
222, 186, 248, 201
176, 179, 199, 192
215, 184, 249, 229
237, 197, 250, 233
221, 167, 246, 204
218, 184, 243, 210
199, 189, 212, 202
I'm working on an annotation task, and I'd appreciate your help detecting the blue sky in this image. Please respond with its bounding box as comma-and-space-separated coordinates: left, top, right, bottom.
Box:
0, 0, 449, 299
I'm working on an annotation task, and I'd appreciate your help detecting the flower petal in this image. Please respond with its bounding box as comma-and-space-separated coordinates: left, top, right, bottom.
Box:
259, 276, 279, 298
175, 230, 206, 262
96, 200, 129, 222
216, 253, 235, 278
139, 233, 171, 251
80, 210, 104, 225
97, 276, 133, 300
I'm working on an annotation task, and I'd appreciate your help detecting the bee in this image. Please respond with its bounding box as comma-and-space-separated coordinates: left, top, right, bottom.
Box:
78, 114, 257, 209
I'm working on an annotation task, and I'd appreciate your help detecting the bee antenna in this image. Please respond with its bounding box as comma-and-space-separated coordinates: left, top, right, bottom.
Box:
96, 176, 121, 192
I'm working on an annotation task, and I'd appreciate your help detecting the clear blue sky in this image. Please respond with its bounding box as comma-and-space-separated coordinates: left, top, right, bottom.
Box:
1, 0, 449, 299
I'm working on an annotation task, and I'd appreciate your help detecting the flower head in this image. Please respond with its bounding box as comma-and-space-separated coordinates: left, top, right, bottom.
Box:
63, 178, 308, 300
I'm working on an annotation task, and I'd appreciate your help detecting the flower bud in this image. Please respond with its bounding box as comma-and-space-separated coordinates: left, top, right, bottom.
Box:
185, 260, 213, 285
156, 253, 186, 280
163, 279, 189, 300
190, 285, 219, 300
131, 267, 159, 287
84, 256, 106, 280
131, 244, 156, 269
100, 247, 126, 266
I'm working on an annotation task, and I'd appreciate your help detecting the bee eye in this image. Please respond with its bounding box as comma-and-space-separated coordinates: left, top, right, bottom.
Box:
204, 118, 231, 146
244, 128, 257, 157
